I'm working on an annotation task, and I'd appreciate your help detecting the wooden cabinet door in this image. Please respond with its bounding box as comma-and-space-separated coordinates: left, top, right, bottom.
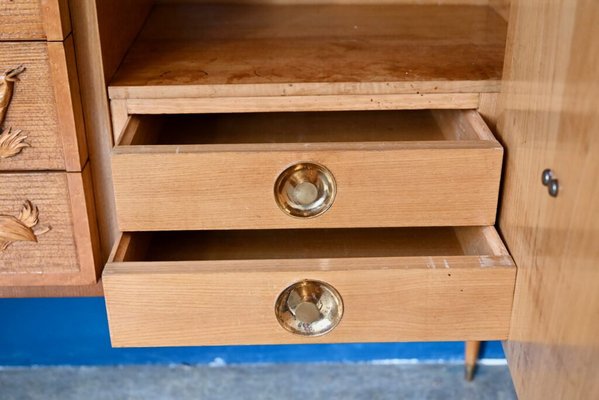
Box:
498, 0, 599, 398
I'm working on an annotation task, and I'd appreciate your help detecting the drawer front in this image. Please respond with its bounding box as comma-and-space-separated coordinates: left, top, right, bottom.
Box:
103, 227, 516, 347
112, 111, 503, 231
0, 37, 86, 171
114, 146, 502, 230
0, 167, 99, 287
0, 0, 71, 41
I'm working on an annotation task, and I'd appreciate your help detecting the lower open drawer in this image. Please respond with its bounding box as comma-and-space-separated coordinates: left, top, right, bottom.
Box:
103, 226, 515, 347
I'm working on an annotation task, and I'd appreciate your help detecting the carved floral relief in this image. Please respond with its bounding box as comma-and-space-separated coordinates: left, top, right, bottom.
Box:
0, 65, 29, 159
0, 200, 51, 252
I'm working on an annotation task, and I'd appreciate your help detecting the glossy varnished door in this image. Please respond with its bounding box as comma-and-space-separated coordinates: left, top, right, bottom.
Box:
498, 0, 599, 398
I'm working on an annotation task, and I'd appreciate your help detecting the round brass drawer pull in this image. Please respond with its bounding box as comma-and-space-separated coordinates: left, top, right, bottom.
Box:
274, 162, 336, 218
275, 280, 343, 336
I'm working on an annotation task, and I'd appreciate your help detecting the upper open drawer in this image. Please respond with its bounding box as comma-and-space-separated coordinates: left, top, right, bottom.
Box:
112, 110, 503, 231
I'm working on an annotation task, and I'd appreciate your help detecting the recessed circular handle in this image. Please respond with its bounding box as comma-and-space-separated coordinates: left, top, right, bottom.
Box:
274, 162, 336, 218
275, 280, 343, 337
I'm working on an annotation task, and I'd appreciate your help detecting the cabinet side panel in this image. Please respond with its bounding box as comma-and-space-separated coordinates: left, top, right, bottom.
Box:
68, 0, 152, 259
497, 0, 599, 398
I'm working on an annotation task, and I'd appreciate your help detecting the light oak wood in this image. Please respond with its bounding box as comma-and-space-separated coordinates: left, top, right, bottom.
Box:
0, 39, 86, 171
109, 99, 129, 144
48, 35, 88, 170
95, 0, 153, 83
465, 341, 481, 380
489, 0, 510, 20
108, 3, 506, 104
121, 94, 481, 118
121, 111, 481, 145
68, 0, 153, 260
136, 227, 496, 261
103, 226, 516, 347
0, 166, 99, 287
497, 0, 599, 398
477, 93, 500, 133
0, 281, 103, 298
41, 0, 72, 41
0, 0, 71, 41
115, 85, 495, 102
0, 0, 100, 294
0, 42, 64, 169
0, 0, 45, 41
157, 1, 496, 5
67, 164, 102, 281
112, 110, 503, 231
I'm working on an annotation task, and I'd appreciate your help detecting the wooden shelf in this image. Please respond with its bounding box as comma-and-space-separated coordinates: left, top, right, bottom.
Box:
108, 3, 507, 110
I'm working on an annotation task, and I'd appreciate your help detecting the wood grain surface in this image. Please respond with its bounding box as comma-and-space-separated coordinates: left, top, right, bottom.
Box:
68, 0, 154, 260
41, 0, 72, 41
0, 42, 64, 169
156, 1, 497, 5
0, 0, 70, 41
67, 164, 101, 282
0, 280, 103, 298
498, 0, 599, 398
103, 227, 516, 347
489, 0, 510, 20
0, 167, 98, 286
139, 227, 486, 261
109, 3, 507, 100
0, 172, 79, 283
112, 110, 503, 231
47, 35, 88, 171
121, 93, 482, 116
0, 40, 86, 171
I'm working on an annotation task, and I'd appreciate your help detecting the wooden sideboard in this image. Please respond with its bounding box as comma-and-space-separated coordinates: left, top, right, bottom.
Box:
1, 0, 597, 398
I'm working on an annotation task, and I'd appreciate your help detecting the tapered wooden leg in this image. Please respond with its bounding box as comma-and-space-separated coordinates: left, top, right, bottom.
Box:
465, 341, 481, 381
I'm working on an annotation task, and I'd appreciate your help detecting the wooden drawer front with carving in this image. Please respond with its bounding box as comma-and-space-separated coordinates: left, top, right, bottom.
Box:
0, 0, 71, 41
112, 110, 503, 231
0, 0, 101, 293
103, 226, 516, 347
0, 167, 100, 286
0, 37, 86, 171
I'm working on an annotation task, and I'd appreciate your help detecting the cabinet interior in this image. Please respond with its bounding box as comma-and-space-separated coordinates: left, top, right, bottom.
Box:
115, 227, 500, 262
118, 110, 490, 145
107, 1, 508, 100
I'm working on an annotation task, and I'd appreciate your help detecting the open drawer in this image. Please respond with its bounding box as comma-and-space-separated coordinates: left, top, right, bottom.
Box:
103, 226, 515, 347
112, 110, 503, 231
